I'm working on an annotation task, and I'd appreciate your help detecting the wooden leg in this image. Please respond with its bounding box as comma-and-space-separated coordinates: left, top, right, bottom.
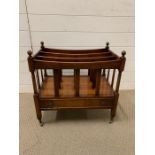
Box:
33, 94, 43, 126
39, 119, 44, 127
109, 108, 115, 123
109, 93, 119, 123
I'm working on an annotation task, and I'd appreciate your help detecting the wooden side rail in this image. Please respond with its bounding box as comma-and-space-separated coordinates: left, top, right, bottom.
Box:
39, 51, 112, 57
35, 55, 117, 62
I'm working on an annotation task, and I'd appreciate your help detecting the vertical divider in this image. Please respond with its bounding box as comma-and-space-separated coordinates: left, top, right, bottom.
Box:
111, 69, 116, 88
115, 71, 122, 93
95, 69, 101, 96
60, 69, 62, 82
44, 69, 47, 77
41, 69, 44, 82
53, 69, 60, 97
102, 69, 106, 77
74, 69, 80, 96
107, 69, 110, 81
89, 69, 93, 81
88, 69, 90, 76
90, 69, 97, 88
31, 71, 38, 93
58, 69, 61, 88
36, 69, 41, 89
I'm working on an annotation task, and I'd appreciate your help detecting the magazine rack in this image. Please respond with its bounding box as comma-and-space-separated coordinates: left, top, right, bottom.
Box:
27, 42, 126, 126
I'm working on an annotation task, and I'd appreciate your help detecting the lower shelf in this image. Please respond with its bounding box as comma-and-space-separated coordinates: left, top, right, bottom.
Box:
39, 76, 114, 98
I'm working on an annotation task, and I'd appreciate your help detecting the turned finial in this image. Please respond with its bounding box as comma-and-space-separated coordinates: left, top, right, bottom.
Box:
105, 42, 110, 50
27, 50, 32, 57
121, 50, 126, 58
40, 41, 44, 49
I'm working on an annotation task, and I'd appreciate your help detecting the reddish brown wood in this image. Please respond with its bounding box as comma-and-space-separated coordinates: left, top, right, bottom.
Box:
41, 69, 44, 82
95, 69, 101, 95
74, 69, 80, 96
111, 69, 116, 88
107, 69, 110, 81
27, 42, 126, 126
44, 69, 47, 76
36, 70, 41, 89
53, 69, 60, 97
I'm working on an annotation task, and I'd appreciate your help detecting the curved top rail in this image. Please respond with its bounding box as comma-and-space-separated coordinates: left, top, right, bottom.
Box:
33, 58, 123, 70
42, 48, 108, 54
35, 55, 118, 62
28, 41, 126, 71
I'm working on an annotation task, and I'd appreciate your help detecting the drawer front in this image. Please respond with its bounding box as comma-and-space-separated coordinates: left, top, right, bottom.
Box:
40, 98, 113, 109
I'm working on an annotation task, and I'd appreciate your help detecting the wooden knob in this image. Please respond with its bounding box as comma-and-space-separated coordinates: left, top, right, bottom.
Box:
27, 50, 32, 57
40, 41, 44, 49
106, 42, 110, 50
121, 50, 126, 57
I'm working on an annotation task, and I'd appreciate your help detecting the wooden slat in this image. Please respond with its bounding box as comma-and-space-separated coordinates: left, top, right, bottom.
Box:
43, 48, 106, 53
89, 69, 97, 88
111, 69, 116, 88
58, 69, 62, 88
41, 69, 44, 81
31, 71, 38, 93
107, 69, 110, 81
36, 70, 41, 89
53, 69, 60, 97
39, 51, 112, 57
95, 69, 101, 95
115, 71, 122, 92
74, 69, 80, 96
44, 69, 47, 76
88, 69, 90, 76
102, 69, 106, 76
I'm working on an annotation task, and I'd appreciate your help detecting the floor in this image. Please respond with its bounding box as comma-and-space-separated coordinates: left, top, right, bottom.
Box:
19, 90, 135, 155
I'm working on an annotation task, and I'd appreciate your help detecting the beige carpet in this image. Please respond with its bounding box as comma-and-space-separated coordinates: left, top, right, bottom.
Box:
19, 90, 134, 155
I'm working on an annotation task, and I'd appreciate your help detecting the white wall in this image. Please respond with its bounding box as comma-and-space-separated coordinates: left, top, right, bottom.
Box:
19, 0, 135, 92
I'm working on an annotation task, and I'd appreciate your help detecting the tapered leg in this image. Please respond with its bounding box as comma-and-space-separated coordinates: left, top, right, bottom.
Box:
109, 108, 115, 123
109, 93, 119, 123
33, 94, 43, 126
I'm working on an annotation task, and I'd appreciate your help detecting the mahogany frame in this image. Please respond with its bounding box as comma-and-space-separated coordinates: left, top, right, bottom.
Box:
27, 42, 126, 126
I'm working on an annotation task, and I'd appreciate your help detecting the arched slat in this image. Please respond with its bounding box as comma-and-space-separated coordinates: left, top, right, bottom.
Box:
43, 48, 107, 54
39, 51, 112, 57
36, 55, 117, 62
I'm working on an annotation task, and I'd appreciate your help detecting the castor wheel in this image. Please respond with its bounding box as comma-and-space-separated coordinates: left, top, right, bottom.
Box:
39, 120, 44, 127
109, 120, 113, 124
109, 117, 114, 124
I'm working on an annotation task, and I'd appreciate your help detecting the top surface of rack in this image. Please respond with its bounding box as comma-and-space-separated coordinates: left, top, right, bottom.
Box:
33, 47, 120, 63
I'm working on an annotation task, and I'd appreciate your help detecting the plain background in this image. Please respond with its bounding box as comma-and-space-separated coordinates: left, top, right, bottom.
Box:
19, 0, 135, 92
